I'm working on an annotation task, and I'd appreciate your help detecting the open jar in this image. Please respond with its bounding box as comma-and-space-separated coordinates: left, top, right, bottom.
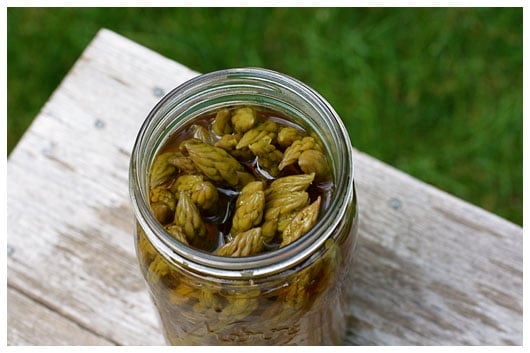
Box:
129, 68, 358, 345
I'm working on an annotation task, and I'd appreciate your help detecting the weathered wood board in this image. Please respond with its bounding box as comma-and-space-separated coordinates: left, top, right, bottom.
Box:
7, 29, 522, 345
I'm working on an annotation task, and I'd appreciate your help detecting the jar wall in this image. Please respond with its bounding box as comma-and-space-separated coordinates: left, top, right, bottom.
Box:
135, 200, 357, 345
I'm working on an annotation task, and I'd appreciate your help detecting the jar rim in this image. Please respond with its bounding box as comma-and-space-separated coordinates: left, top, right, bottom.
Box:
129, 67, 355, 279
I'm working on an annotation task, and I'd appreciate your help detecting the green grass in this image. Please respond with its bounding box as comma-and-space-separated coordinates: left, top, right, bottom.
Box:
7, 8, 522, 225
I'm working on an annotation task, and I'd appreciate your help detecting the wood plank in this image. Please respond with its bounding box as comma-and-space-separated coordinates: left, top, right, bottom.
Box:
6, 28, 190, 345
346, 151, 522, 345
7, 28, 522, 345
7, 286, 112, 346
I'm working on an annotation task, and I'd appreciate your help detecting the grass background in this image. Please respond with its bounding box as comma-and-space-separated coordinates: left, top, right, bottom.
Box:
7, 8, 522, 225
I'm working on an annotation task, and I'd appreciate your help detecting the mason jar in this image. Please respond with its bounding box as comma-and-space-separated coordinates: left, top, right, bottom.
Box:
129, 68, 358, 345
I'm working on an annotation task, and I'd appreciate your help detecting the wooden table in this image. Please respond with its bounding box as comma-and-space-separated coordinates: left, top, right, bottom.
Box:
7, 29, 523, 346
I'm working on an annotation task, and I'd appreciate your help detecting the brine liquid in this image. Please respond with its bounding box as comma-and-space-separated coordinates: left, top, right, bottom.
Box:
155, 106, 334, 253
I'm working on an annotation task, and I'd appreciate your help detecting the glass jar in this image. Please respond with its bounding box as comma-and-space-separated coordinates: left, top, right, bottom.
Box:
129, 68, 358, 345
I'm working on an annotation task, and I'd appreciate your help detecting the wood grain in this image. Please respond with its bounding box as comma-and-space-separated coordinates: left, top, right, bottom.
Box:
7, 28, 522, 345
7, 287, 112, 346
346, 151, 522, 345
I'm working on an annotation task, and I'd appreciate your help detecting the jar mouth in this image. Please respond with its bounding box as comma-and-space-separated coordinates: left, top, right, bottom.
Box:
129, 67, 355, 279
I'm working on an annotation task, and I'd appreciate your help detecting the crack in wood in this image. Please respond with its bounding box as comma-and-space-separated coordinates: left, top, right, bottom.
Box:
433, 206, 504, 239
7, 283, 121, 346
42, 153, 77, 173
